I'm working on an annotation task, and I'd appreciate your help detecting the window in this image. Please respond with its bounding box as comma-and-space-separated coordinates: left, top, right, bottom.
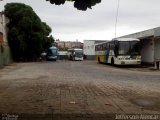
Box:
109, 42, 115, 50
95, 46, 97, 51
130, 41, 141, 55
97, 45, 101, 51
106, 43, 109, 49
119, 42, 130, 55
102, 44, 106, 50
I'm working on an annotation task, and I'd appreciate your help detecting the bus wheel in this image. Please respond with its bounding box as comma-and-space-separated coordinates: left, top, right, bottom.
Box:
111, 58, 114, 65
98, 57, 101, 63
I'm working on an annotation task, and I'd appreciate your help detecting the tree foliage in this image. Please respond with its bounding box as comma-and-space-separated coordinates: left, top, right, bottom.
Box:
5, 3, 54, 61
46, 0, 101, 11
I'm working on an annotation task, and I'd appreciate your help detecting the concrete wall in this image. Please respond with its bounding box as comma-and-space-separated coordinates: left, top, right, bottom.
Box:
0, 43, 12, 67
83, 40, 95, 56
140, 39, 154, 63
0, 13, 12, 67
0, 13, 8, 43
83, 41, 96, 60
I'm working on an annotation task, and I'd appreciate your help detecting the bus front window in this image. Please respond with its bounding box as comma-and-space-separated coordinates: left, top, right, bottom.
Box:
75, 51, 83, 57
130, 41, 141, 55
118, 42, 130, 55
51, 49, 57, 56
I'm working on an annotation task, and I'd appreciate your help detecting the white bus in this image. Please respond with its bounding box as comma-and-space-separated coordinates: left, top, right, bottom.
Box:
95, 38, 141, 65
67, 48, 83, 61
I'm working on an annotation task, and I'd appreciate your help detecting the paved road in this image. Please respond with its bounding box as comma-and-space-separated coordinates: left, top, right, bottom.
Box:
0, 61, 160, 119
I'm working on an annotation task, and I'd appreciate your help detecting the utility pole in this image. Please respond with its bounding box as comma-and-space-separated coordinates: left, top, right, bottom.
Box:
115, 0, 120, 38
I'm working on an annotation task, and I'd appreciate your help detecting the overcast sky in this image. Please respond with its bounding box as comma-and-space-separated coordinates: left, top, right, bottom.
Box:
1, 0, 160, 42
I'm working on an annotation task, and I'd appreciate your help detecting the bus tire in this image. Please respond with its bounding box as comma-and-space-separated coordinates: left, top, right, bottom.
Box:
111, 58, 114, 65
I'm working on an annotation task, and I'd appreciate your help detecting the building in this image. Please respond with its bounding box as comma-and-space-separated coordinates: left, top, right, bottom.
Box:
0, 12, 7, 43
118, 27, 160, 69
83, 40, 107, 60
0, 12, 12, 66
55, 40, 83, 50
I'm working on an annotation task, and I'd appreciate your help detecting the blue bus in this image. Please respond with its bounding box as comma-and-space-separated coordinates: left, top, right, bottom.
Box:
46, 46, 58, 61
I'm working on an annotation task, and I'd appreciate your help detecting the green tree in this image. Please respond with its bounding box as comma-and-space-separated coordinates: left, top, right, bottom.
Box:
5, 3, 53, 61
46, 0, 101, 11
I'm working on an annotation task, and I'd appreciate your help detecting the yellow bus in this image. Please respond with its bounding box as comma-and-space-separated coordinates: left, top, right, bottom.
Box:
95, 38, 141, 65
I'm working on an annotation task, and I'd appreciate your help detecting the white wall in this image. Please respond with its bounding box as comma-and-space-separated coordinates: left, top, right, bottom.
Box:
0, 13, 8, 43
141, 39, 154, 63
0, 14, 3, 33
83, 40, 95, 55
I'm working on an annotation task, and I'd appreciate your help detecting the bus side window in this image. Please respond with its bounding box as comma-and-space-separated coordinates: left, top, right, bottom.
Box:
97, 46, 99, 51
102, 44, 104, 50
105, 44, 107, 50
98, 45, 101, 51
100, 45, 102, 51
106, 43, 109, 50
110, 43, 115, 50
103, 43, 107, 50
95, 46, 97, 51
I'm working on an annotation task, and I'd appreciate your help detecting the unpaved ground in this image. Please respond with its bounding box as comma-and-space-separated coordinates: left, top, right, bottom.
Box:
0, 61, 160, 119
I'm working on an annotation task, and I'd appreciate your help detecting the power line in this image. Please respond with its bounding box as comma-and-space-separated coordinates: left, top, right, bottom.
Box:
115, 0, 120, 38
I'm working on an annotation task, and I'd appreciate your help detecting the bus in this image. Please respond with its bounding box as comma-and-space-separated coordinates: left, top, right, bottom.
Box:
95, 38, 141, 65
46, 46, 58, 61
67, 48, 83, 61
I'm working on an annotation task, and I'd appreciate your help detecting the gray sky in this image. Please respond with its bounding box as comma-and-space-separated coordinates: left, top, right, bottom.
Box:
1, 0, 160, 42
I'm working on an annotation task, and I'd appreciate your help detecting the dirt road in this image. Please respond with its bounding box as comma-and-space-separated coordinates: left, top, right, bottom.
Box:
0, 61, 160, 119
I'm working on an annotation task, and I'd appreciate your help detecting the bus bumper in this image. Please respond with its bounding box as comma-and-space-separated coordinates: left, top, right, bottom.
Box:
75, 57, 83, 61
47, 56, 58, 61
117, 60, 141, 65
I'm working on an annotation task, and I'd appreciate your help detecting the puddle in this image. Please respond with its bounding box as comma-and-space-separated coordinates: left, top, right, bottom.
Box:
131, 98, 156, 107
130, 97, 160, 110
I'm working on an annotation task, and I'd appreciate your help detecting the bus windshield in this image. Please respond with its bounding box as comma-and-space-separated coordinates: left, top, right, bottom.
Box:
118, 41, 140, 55
51, 49, 57, 56
75, 51, 83, 57
48, 49, 57, 56
130, 41, 141, 55
118, 42, 130, 55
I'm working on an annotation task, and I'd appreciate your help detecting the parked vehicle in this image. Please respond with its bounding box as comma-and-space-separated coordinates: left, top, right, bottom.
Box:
67, 48, 83, 61
46, 46, 58, 61
95, 38, 141, 65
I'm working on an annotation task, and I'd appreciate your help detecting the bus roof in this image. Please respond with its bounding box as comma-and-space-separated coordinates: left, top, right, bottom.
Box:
68, 48, 83, 51
49, 46, 57, 50
113, 38, 140, 41
95, 38, 140, 46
